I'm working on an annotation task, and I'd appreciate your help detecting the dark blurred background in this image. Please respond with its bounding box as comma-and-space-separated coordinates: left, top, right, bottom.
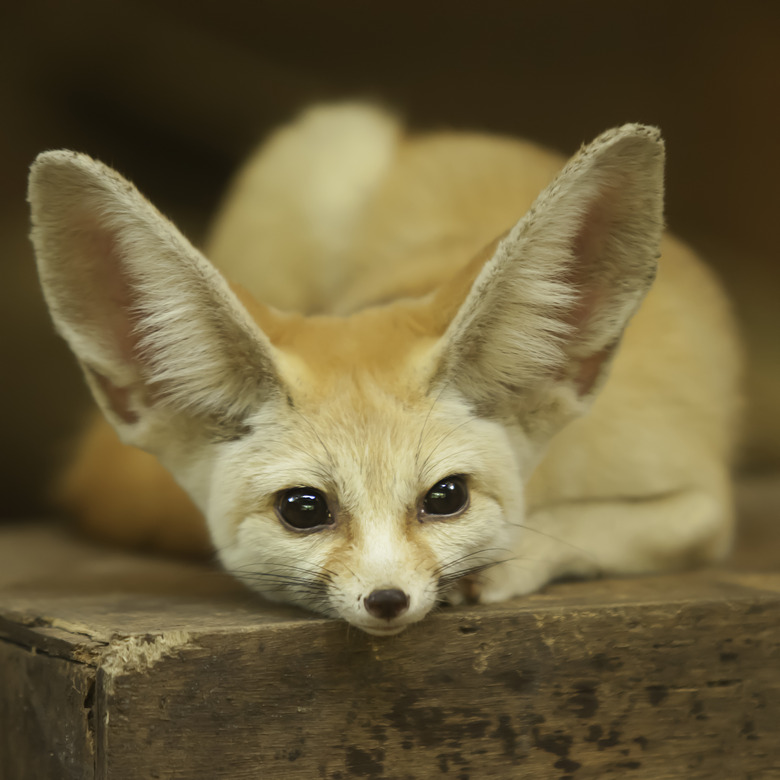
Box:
2, 0, 779, 518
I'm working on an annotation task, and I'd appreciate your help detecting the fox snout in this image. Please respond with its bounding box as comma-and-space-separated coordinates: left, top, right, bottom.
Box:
364, 588, 410, 620
356, 587, 415, 635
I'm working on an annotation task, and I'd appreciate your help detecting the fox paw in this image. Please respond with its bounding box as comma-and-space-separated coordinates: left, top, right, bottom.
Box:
473, 561, 552, 604
438, 575, 483, 606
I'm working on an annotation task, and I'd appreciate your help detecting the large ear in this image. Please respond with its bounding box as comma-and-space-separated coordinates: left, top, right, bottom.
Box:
437, 124, 664, 432
29, 151, 282, 450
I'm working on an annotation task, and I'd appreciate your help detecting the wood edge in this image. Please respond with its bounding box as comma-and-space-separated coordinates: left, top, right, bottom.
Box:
0, 615, 105, 664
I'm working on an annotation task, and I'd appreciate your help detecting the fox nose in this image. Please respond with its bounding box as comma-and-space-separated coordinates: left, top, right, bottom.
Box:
364, 588, 410, 620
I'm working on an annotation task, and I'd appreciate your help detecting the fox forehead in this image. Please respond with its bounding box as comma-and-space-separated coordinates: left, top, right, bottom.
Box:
240, 371, 483, 499
219, 351, 513, 534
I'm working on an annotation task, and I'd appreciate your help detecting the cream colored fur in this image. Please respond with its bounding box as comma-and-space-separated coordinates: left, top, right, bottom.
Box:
29, 104, 741, 635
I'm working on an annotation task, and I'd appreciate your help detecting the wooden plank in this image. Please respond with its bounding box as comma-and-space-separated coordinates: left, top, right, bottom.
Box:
96, 593, 780, 779
4, 587, 778, 779
0, 640, 95, 780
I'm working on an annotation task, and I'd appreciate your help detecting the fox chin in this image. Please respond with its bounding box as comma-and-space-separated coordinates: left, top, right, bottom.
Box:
29, 104, 740, 635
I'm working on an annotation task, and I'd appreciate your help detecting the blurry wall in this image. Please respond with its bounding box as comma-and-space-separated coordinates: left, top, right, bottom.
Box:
2, 0, 779, 517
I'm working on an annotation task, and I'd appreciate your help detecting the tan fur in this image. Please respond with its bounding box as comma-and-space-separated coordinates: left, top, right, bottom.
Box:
30, 103, 741, 634
59, 415, 210, 556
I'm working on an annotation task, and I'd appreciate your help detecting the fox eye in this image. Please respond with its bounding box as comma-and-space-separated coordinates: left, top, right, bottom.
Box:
276, 487, 333, 531
421, 475, 469, 518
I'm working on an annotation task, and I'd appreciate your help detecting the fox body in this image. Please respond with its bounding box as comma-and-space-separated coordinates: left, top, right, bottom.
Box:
29, 105, 740, 635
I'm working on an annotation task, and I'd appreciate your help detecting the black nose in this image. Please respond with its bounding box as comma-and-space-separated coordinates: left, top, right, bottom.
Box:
364, 588, 410, 620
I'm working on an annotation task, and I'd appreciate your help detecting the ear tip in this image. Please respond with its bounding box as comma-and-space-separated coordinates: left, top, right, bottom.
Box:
29, 149, 109, 190
31, 149, 96, 174
592, 123, 665, 156
28, 150, 125, 210
577, 124, 665, 180
617, 122, 663, 141
622, 124, 665, 156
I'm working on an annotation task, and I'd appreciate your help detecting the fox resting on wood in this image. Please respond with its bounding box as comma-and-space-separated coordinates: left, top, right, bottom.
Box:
29, 105, 740, 635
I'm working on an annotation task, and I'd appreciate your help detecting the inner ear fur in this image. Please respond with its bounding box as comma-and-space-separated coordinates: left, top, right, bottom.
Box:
29, 150, 283, 445
435, 124, 665, 422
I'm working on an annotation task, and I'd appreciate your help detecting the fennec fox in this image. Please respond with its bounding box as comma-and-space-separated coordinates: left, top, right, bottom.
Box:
29, 104, 740, 635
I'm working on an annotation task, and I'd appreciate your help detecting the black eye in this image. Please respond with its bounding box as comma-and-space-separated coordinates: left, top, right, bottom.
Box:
276, 487, 333, 531
421, 475, 469, 518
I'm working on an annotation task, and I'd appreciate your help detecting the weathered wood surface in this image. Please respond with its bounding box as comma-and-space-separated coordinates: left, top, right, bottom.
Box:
1, 478, 779, 779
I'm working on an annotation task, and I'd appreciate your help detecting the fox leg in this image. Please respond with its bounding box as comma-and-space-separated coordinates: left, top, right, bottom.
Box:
476, 485, 733, 603
57, 415, 212, 557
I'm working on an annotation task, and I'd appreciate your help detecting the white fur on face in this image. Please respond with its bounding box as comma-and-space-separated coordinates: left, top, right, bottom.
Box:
208, 385, 527, 634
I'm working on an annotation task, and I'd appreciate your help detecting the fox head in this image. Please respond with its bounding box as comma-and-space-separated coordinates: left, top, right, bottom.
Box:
28, 124, 664, 634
